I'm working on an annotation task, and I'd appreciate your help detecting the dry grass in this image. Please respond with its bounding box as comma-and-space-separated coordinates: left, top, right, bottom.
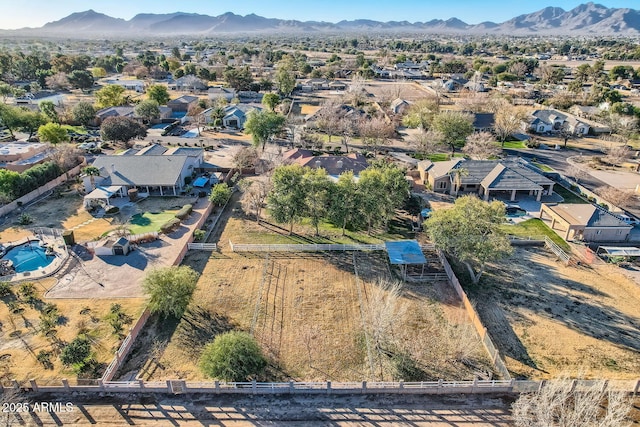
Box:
300, 104, 321, 116
126, 202, 492, 382
469, 247, 640, 380
0, 278, 146, 383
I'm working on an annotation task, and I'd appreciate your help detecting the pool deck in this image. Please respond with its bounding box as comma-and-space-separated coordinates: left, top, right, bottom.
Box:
45, 197, 211, 299
0, 236, 69, 283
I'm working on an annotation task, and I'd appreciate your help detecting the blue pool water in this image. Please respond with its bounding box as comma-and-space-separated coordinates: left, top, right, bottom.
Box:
506, 207, 527, 218
2, 241, 54, 273
181, 129, 199, 138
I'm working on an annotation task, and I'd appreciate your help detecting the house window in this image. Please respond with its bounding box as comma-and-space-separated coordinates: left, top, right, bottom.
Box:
596, 230, 601, 235
437, 181, 447, 189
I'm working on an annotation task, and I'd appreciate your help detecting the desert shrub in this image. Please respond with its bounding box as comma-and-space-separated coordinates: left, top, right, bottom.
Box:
199, 331, 266, 381
160, 218, 181, 233
209, 184, 232, 206
36, 350, 54, 370
60, 335, 94, 374
0, 282, 12, 297
175, 204, 193, 220
105, 206, 119, 215
193, 229, 206, 241
18, 213, 33, 225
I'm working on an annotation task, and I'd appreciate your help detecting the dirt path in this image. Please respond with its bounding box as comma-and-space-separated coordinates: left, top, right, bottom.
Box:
15, 393, 515, 426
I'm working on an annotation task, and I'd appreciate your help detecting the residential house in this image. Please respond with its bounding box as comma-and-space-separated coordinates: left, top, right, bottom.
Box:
0, 142, 51, 173
527, 109, 592, 136
441, 78, 468, 92
83, 144, 204, 205
472, 113, 495, 132
540, 203, 633, 242
173, 76, 207, 92
283, 148, 369, 180
418, 158, 555, 202
390, 98, 411, 115
94, 106, 172, 125
201, 104, 262, 129
104, 79, 145, 93
328, 81, 347, 91
14, 91, 65, 106
208, 87, 237, 102
300, 78, 330, 91
167, 95, 199, 113
569, 105, 602, 119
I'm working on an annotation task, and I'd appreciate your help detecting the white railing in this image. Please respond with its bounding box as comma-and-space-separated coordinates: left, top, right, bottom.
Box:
12, 378, 639, 395
544, 236, 571, 264
187, 242, 217, 250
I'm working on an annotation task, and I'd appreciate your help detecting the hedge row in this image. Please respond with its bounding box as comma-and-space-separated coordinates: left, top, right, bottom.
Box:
175, 204, 193, 220
160, 218, 181, 234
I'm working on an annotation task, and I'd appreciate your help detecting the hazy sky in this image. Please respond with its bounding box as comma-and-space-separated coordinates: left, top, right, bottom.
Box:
0, 0, 637, 29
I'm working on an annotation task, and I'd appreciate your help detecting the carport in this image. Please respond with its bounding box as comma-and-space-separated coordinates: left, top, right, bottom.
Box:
596, 246, 640, 261
83, 185, 124, 208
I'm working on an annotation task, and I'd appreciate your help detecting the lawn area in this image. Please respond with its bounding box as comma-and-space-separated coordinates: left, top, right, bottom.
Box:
502, 218, 571, 252
501, 140, 527, 149
127, 211, 179, 235
531, 162, 553, 172
412, 153, 466, 162
553, 184, 589, 204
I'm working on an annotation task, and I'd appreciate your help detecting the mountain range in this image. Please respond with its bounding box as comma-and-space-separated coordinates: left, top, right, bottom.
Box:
4, 2, 640, 37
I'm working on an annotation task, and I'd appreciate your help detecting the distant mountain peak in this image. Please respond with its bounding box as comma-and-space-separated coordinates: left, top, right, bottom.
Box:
10, 3, 640, 36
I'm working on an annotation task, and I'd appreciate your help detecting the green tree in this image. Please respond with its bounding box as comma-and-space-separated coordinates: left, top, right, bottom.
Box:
67, 70, 94, 91
244, 110, 286, 151
143, 266, 199, 318
100, 116, 147, 145
431, 111, 474, 154
199, 331, 266, 381
401, 98, 440, 129
17, 109, 48, 139
223, 66, 254, 91
60, 335, 93, 373
134, 100, 160, 122
95, 84, 126, 109
425, 195, 512, 284
304, 168, 331, 236
268, 164, 307, 234
0, 103, 20, 138
71, 102, 96, 127
209, 183, 232, 206
261, 93, 280, 111
38, 123, 69, 145
275, 58, 297, 96
39, 101, 59, 123
146, 84, 171, 105
0, 83, 13, 103
91, 67, 107, 78
328, 171, 359, 235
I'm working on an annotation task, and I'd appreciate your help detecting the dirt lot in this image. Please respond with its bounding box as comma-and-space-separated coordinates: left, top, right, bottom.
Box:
0, 278, 145, 383
118, 197, 492, 383
470, 247, 640, 380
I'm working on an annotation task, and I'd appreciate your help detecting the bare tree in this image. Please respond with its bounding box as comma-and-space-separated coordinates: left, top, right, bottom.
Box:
603, 144, 630, 166
606, 114, 638, 141
595, 186, 637, 208
462, 131, 501, 159
567, 165, 589, 185
457, 93, 491, 113
348, 75, 367, 106
365, 280, 407, 354
509, 62, 528, 78
45, 73, 70, 91
314, 99, 344, 144
409, 129, 444, 156
232, 146, 259, 171
358, 115, 395, 153
379, 81, 406, 108
494, 105, 527, 144
512, 377, 633, 427
0, 387, 22, 427
240, 178, 272, 222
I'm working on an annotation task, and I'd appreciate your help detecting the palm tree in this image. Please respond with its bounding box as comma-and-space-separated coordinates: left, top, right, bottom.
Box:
82, 166, 101, 190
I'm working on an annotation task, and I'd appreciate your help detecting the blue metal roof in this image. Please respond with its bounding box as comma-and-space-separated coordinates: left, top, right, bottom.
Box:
385, 240, 427, 265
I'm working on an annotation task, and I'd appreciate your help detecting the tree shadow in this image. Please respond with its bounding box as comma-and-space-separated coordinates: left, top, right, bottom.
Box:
173, 305, 234, 358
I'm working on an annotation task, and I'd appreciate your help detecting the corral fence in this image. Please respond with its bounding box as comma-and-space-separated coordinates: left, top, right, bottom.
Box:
438, 251, 512, 381
229, 241, 385, 252
6, 378, 639, 396
544, 236, 571, 264
187, 242, 217, 251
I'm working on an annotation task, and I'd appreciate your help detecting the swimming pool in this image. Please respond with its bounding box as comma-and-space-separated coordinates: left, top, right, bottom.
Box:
2, 241, 54, 273
506, 206, 527, 218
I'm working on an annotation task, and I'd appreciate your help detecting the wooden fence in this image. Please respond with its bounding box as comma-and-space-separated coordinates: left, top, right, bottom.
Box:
0, 164, 84, 217
8, 378, 640, 396
437, 251, 512, 380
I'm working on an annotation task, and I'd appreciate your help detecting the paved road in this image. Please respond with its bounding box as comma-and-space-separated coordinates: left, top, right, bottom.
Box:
17, 393, 515, 426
